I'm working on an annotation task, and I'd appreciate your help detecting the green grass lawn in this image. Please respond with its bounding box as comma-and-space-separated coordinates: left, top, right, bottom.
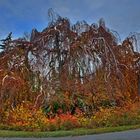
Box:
0, 125, 140, 138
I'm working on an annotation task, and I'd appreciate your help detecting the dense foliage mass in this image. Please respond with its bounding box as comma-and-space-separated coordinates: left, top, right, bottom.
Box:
0, 9, 140, 131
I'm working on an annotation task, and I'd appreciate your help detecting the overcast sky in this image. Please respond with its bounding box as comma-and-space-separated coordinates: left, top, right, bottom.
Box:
0, 0, 140, 40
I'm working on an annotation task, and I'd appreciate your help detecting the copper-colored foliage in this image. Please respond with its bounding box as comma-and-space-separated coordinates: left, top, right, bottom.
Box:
0, 9, 140, 113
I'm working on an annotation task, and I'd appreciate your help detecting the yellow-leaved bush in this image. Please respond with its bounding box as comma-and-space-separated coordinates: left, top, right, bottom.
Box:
78, 102, 140, 128
4, 102, 49, 131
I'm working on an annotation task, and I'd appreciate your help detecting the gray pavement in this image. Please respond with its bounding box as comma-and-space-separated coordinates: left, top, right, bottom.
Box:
0, 129, 140, 140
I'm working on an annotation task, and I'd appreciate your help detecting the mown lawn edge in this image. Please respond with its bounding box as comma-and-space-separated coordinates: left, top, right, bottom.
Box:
0, 124, 140, 138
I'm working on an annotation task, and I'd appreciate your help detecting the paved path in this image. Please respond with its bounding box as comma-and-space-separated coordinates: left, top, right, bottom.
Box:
1, 129, 140, 140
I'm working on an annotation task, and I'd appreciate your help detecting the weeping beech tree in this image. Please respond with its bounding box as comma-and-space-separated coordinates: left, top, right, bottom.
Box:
0, 9, 140, 114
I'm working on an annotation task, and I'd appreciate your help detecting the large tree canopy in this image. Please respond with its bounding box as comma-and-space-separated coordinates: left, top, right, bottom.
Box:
0, 9, 140, 114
